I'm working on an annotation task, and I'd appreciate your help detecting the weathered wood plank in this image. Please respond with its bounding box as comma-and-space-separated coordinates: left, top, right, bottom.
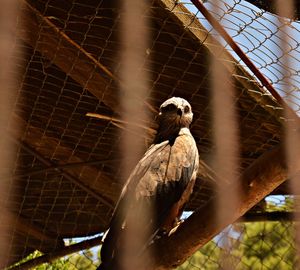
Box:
19, 1, 120, 111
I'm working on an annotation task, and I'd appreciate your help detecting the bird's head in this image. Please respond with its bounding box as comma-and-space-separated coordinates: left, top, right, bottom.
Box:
158, 97, 193, 128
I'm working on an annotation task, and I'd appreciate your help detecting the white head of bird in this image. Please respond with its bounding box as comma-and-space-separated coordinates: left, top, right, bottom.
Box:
159, 97, 193, 127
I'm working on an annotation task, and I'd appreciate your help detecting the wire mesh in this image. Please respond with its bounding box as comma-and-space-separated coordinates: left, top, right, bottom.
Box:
9, 196, 296, 270
3, 0, 300, 269
186, 0, 300, 111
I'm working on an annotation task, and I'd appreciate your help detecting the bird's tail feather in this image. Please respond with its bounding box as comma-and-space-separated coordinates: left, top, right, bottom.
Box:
98, 219, 125, 270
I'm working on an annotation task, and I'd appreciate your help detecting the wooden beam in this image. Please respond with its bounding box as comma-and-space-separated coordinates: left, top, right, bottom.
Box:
18, 140, 115, 210
19, 1, 120, 111
12, 115, 120, 207
148, 144, 289, 269
18, 1, 157, 114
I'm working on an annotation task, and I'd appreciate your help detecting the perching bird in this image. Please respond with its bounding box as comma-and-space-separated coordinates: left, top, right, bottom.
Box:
97, 97, 199, 270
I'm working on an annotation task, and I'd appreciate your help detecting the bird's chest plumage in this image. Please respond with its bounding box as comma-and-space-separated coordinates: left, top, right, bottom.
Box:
135, 131, 196, 199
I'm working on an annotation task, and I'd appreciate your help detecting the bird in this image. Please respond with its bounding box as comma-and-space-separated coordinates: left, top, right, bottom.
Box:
97, 97, 199, 270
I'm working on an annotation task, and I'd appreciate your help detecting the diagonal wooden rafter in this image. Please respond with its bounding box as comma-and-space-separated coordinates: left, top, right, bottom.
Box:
18, 0, 157, 114
19, 1, 120, 112
12, 115, 120, 208
18, 141, 116, 210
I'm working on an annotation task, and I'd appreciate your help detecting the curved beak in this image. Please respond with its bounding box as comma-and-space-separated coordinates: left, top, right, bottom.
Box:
177, 108, 182, 116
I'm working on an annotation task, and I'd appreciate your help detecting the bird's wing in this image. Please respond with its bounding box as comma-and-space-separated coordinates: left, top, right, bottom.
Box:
99, 140, 170, 266
108, 140, 170, 224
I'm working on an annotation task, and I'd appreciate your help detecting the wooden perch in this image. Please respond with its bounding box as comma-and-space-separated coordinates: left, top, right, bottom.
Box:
148, 144, 288, 269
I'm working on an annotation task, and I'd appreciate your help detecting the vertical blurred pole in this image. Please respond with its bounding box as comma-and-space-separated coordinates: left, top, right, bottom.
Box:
0, 0, 19, 267
276, 0, 300, 266
120, 0, 151, 269
210, 1, 240, 268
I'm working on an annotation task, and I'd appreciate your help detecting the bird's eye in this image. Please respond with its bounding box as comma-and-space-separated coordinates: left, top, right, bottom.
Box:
184, 105, 190, 113
161, 104, 177, 113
